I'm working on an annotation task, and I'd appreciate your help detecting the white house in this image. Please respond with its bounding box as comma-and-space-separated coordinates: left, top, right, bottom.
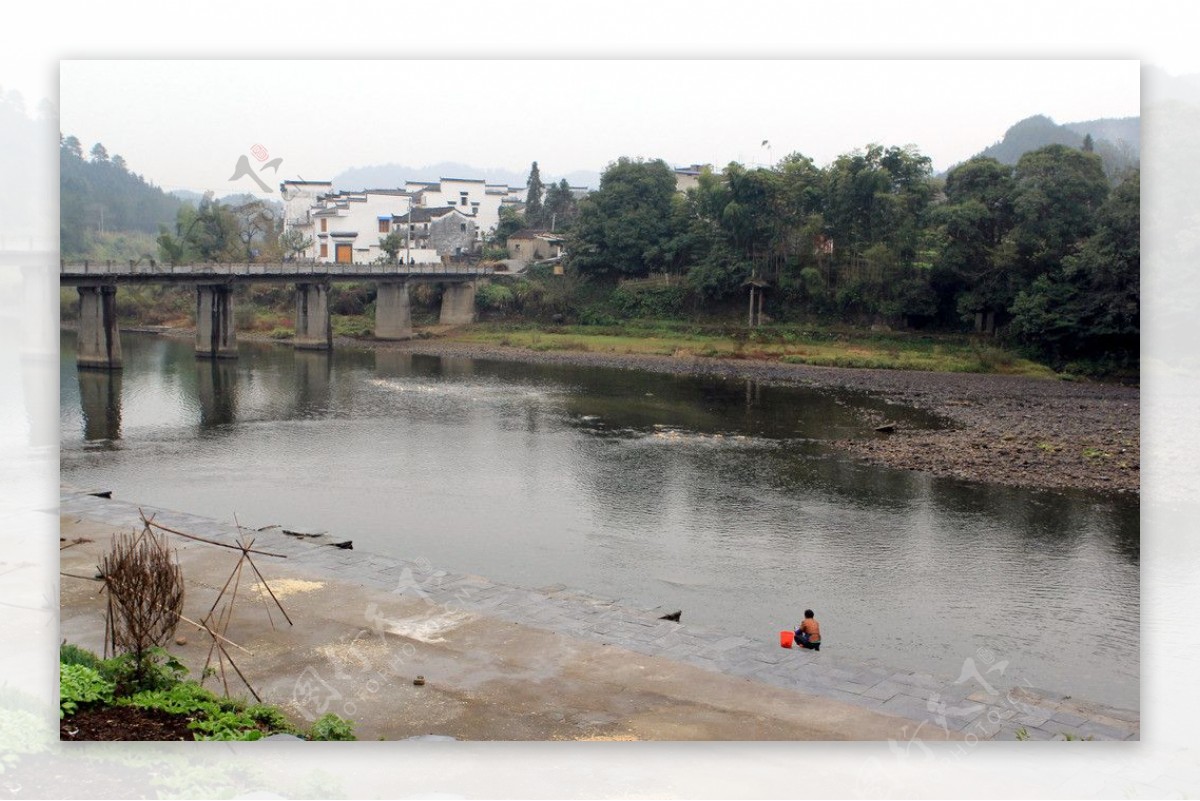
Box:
282, 173, 588, 262
279, 180, 333, 259
306, 189, 415, 264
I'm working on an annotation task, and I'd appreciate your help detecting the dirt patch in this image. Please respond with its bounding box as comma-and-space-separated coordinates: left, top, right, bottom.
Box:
253, 578, 325, 599
60, 704, 194, 741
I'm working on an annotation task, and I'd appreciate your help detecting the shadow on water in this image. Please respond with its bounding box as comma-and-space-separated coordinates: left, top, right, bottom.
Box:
78, 368, 122, 443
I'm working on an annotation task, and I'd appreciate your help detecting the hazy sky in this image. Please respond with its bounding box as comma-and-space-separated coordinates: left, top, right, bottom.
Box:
57, 59, 1139, 195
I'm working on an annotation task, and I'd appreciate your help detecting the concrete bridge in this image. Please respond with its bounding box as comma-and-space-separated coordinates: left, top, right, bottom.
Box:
61, 260, 492, 369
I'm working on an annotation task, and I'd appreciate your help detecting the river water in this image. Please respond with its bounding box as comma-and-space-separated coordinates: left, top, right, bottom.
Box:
60, 331, 1139, 709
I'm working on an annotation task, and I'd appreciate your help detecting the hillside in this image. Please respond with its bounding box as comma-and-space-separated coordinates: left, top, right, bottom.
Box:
970, 114, 1138, 179
60, 136, 183, 257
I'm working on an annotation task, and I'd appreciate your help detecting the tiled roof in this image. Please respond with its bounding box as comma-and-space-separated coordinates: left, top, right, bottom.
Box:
392, 207, 459, 223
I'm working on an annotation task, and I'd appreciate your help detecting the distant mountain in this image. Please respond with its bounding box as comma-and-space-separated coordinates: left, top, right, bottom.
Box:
968, 114, 1139, 180
332, 161, 601, 193
169, 189, 282, 211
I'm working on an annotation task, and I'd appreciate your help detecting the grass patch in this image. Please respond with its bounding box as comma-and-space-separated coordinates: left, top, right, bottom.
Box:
332, 314, 373, 338
451, 322, 1056, 377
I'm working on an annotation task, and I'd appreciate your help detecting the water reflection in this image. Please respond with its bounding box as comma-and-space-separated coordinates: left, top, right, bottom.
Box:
196, 359, 238, 429
78, 368, 122, 442
294, 350, 332, 418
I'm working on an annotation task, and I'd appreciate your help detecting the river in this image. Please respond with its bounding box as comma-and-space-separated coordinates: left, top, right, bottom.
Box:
59, 331, 1139, 709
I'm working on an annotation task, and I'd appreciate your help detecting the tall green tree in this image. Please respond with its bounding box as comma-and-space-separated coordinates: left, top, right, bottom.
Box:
1009, 143, 1109, 281
1008, 170, 1139, 368
525, 161, 545, 228
568, 157, 678, 279
543, 179, 579, 231
934, 156, 1017, 327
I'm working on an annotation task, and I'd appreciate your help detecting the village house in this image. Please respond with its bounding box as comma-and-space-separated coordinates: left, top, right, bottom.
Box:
282, 174, 590, 264
506, 229, 565, 265
673, 164, 710, 193
388, 207, 477, 263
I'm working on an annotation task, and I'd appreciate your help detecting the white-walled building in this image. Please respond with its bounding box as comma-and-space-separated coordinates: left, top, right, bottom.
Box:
307, 189, 415, 264
281, 173, 588, 264
279, 180, 334, 260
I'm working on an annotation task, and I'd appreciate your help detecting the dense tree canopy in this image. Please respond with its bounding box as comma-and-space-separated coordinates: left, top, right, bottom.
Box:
568, 157, 678, 278
560, 141, 1137, 370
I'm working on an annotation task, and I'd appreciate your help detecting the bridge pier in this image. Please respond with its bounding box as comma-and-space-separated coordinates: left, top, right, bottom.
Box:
195, 283, 238, 359
439, 281, 477, 325
76, 285, 122, 370
294, 281, 332, 350
375, 281, 413, 340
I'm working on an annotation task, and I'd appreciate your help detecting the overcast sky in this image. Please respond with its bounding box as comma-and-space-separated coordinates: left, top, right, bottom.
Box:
56, 59, 1140, 195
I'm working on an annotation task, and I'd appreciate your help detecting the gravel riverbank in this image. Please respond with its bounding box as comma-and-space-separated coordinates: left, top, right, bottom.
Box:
161, 327, 1141, 495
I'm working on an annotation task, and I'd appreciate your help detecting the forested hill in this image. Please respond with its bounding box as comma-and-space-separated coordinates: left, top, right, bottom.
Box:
60, 135, 182, 257
970, 115, 1139, 179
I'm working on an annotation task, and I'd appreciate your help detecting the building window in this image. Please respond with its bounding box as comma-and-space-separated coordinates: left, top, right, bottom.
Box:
320, 219, 327, 232
460, 193, 468, 206
460, 223, 467, 232
379, 219, 390, 234
319, 242, 328, 258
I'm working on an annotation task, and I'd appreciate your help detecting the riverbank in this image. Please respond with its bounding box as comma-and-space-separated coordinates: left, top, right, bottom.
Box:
131, 324, 1139, 495
60, 488, 1139, 741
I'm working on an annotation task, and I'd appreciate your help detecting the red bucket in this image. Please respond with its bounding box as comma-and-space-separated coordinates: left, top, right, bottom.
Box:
780, 630, 794, 649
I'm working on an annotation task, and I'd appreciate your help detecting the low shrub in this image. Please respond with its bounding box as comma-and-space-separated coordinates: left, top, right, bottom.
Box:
308, 712, 356, 741
60, 663, 114, 718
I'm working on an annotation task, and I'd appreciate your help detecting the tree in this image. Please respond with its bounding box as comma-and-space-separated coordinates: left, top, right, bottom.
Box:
63, 134, 83, 159
493, 205, 525, 245
567, 157, 678, 279
543, 179, 579, 230
1008, 144, 1109, 281
1008, 170, 1138, 368
156, 193, 242, 264
89, 142, 109, 163
934, 156, 1017, 327
281, 227, 314, 261
378, 230, 404, 263
111, 154, 127, 172
230, 199, 281, 261
1082, 133, 1095, 153
525, 161, 545, 228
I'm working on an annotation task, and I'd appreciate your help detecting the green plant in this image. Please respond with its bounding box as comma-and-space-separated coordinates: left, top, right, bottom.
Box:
60, 663, 115, 718
125, 681, 301, 741
60, 642, 103, 670
1014, 727, 1030, 741
308, 712, 356, 741
100, 646, 188, 694
268, 326, 294, 339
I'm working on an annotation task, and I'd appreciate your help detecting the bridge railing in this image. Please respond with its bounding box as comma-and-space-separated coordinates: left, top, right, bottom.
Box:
60, 260, 497, 278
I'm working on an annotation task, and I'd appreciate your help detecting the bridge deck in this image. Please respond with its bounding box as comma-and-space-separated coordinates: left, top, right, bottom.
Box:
60, 261, 494, 285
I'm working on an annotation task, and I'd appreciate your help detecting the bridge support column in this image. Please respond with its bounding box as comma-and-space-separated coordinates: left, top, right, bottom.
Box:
294, 281, 332, 350
195, 283, 238, 359
375, 281, 413, 340
76, 285, 122, 370
439, 281, 477, 325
